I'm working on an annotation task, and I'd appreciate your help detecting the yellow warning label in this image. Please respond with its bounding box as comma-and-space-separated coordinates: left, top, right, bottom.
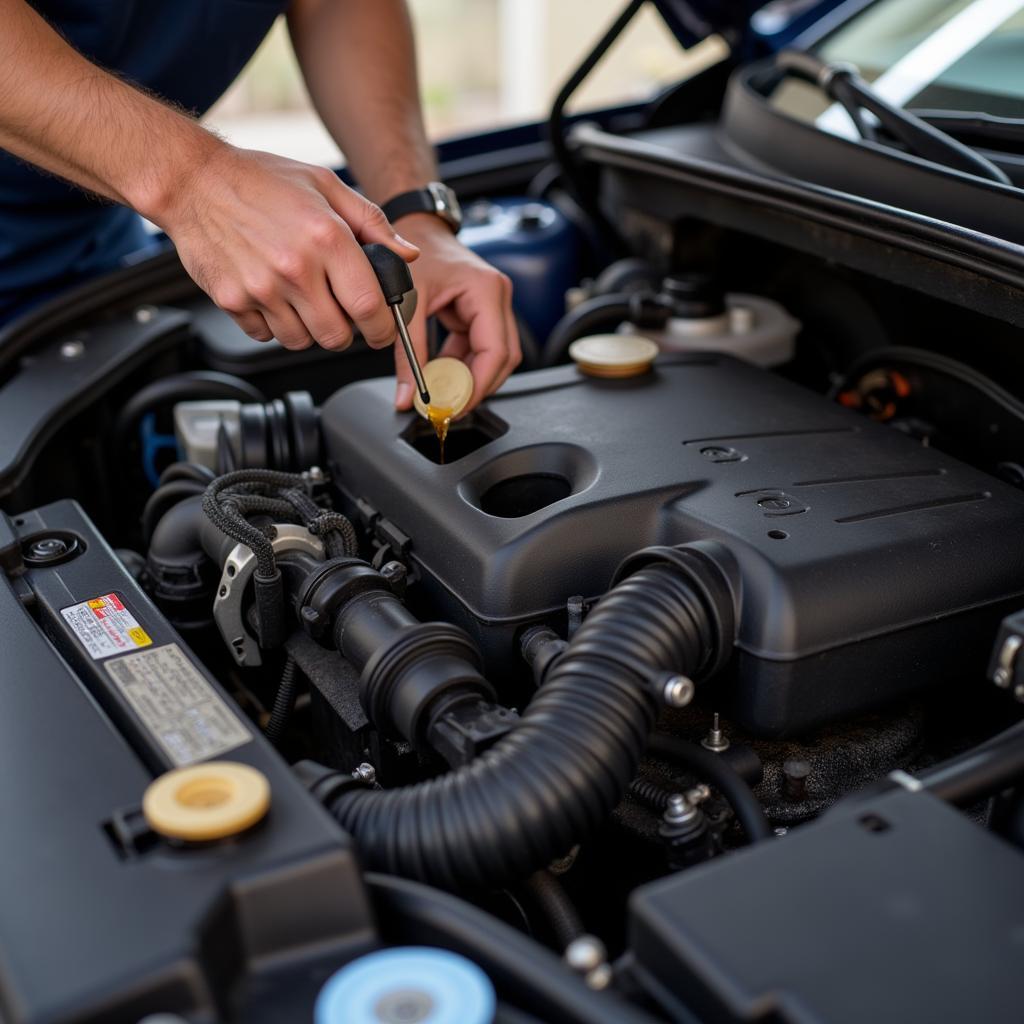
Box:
128, 627, 152, 648
60, 593, 152, 661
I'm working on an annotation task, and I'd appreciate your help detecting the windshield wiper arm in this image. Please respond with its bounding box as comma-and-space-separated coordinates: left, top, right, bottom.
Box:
910, 109, 1024, 152
776, 50, 1012, 186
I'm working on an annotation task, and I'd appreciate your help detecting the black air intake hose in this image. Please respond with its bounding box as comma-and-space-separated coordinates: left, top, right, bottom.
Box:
314, 546, 734, 890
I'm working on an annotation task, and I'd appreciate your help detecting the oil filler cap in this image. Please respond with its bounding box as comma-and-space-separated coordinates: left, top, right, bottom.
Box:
569, 333, 658, 378
412, 357, 474, 420
142, 761, 270, 842
315, 947, 495, 1024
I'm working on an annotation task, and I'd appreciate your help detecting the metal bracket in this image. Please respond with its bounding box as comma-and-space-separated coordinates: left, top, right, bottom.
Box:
214, 525, 324, 667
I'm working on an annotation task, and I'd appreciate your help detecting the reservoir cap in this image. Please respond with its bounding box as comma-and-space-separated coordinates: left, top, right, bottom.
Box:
315, 947, 495, 1024
413, 358, 474, 420
143, 761, 270, 842
569, 333, 658, 378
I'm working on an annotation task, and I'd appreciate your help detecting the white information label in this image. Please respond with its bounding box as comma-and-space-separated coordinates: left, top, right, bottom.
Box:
60, 592, 152, 660
105, 644, 251, 767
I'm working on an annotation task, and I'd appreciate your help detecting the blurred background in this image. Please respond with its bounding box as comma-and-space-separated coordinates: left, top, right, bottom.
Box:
205, 0, 724, 165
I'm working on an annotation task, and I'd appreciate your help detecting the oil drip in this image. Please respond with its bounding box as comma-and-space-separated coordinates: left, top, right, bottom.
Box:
413, 358, 474, 465
427, 405, 453, 464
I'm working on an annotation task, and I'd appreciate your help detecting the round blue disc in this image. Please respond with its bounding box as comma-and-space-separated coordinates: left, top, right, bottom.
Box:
315, 946, 495, 1024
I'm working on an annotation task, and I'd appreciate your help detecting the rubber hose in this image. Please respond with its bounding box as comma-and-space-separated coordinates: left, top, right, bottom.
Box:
158, 461, 216, 487
522, 869, 585, 951
114, 370, 264, 459
141, 479, 205, 544
541, 295, 634, 367
265, 657, 300, 746
646, 733, 772, 843
322, 562, 728, 890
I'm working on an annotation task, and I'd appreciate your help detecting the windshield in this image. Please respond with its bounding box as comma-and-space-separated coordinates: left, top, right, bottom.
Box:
772, 0, 1024, 135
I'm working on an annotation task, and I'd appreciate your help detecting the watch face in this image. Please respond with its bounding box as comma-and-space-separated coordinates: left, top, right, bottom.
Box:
428, 182, 462, 230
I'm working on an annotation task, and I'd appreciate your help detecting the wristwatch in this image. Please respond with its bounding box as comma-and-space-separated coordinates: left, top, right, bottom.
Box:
382, 182, 463, 234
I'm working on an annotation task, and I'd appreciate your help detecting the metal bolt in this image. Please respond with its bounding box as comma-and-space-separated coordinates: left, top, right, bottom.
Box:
662, 674, 694, 708
701, 712, 730, 752
305, 465, 326, 484
664, 785, 711, 824
380, 560, 407, 587
351, 762, 377, 785
59, 339, 85, 360
565, 934, 607, 975
134, 305, 156, 323
664, 793, 691, 823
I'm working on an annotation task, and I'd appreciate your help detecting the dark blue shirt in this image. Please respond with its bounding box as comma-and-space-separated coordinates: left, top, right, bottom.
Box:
0, 0, 290, 323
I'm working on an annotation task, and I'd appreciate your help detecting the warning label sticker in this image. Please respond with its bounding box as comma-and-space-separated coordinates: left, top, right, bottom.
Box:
105, 644, 251, 767
60, 593, 152, 660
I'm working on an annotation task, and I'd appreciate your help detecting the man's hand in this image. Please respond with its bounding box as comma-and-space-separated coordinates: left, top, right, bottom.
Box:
394, 215, 521, 413
155, 146, 419, 352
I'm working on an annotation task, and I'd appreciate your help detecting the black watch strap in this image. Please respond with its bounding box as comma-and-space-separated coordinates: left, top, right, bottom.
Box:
382, 182, 461, 232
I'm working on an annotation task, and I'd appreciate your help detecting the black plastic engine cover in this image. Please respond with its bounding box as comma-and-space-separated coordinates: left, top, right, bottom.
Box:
322, 356, 1024, 734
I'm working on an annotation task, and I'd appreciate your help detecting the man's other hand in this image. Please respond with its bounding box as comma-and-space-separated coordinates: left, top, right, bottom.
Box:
158, 146, 419, 352
391, 214, 522, 413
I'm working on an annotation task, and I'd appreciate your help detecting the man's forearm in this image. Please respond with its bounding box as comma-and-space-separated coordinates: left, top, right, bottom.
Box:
0, 0, 221, 222
288, 0, 437, 205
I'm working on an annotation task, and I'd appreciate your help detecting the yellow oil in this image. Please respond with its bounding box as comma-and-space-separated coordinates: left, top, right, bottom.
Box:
427, 404, 453, 464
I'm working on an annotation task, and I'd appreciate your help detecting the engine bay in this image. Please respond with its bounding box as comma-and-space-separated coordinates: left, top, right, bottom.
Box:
3, 126, 1024, 1024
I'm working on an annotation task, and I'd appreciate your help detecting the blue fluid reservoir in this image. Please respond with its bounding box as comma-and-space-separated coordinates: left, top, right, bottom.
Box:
315, 946, 496, 1024
461, 198, 578, 348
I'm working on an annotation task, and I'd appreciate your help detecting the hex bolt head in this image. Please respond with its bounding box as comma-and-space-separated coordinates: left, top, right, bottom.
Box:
351, 762, 377, 785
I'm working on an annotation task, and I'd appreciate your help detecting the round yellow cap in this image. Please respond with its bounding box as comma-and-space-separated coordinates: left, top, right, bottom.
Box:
413, 357, 475, 420
143, 761, 270, 842
568, 334, 659, 378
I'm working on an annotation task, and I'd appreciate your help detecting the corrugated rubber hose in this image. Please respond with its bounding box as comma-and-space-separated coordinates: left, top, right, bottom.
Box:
318, 556, 733, 890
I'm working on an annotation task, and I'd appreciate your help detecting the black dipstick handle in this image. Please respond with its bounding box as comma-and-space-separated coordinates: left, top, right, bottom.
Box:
361, 243, 431, 405
363, 243, 414, 306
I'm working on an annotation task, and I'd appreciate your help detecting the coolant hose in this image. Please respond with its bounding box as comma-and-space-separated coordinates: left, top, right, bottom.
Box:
316, 553, 733, 890
645, 733, 772, 842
